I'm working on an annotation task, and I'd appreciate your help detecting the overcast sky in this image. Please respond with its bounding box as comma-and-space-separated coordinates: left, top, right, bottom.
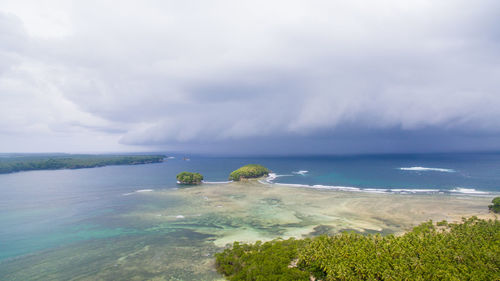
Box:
1, 0, 499, 155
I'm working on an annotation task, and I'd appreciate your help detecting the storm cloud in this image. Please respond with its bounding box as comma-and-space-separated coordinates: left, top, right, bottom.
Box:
1, 0, 500, 154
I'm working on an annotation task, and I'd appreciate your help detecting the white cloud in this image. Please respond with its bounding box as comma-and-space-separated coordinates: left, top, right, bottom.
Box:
0, 0, 499, 153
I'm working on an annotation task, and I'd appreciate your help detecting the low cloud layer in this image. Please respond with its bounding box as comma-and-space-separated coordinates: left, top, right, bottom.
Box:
1, 0, 500, 154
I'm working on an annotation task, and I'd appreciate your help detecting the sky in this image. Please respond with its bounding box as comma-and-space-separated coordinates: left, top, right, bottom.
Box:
0, 0, 500, 155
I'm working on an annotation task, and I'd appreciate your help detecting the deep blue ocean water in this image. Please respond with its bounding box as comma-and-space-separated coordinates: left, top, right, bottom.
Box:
179, 153, 500, 193
0, 152, 499, 278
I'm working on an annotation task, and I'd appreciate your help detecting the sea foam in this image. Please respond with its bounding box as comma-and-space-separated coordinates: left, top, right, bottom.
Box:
262, 173, 293, 184
363, 188, 390, 193
311, 184, 361, 191
399, 167, 455, 173
390, 188, 440, 193
450, 187, 488, 194
203, 180, 233, 184
271, 182, 494, 195
261, 170, 492, 195
123, 189, 154, 196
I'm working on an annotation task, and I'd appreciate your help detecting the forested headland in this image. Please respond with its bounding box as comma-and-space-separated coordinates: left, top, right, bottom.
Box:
0, 154, 165, 174
216, 217, 499, 280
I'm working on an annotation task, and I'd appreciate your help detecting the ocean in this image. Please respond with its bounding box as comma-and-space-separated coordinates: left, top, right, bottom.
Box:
0, 153, 498, 280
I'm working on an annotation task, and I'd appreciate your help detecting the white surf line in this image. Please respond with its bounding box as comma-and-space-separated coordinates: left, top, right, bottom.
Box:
202, 180, 233, 184
123, 189, 154, 196
269, 181, 494, 195
399, 167, 455, 172
450, 187, 489, 194
261, 173, 294, 184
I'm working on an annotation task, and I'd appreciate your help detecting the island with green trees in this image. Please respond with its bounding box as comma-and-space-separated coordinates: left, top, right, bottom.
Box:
215, 217, 499, 280
228, 164, 270, 181
176, 171, 204, 184
0, 154, 165, 174
490, 197, 500, 213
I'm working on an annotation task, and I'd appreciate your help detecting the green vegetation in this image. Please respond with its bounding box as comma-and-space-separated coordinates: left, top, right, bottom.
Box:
228, 164, 270, 181
436, 220, 448, 227
216, 217, 500, 280
176, 171, 204, 184
490, 197, 500, 213
0, 154, 165, 174
216, 239, 310, 280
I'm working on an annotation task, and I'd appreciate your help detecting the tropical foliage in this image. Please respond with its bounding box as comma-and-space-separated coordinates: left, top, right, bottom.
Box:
215, 217, 500, 280
176, 171, 204, 184
0, 154, 165, 174
216, 238, 310, 281
228, 164, 269, 181
490, 197, 500, 213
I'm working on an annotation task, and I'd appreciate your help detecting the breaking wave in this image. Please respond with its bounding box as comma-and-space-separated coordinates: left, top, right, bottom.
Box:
203, 180, 233, 184
399, 167, 455, 172
450, 187, 489, 194
123, 189, 154, 196
256, 169, 493, 196
267, 181, 493, 196
260, 173, 294, 184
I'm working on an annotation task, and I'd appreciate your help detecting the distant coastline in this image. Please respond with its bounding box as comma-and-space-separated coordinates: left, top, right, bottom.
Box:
0, 154, 166, 174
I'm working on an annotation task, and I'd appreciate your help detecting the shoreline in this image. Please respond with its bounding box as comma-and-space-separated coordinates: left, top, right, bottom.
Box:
0, 154, 166, 174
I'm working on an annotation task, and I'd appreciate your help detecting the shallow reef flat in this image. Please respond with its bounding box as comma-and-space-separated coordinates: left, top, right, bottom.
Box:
0, 229, 223, 281
1, 181, 494, 280
152, 181, 494, 245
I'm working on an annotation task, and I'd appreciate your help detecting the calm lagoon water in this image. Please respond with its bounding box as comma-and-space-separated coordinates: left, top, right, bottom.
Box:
0, 153, 498, 280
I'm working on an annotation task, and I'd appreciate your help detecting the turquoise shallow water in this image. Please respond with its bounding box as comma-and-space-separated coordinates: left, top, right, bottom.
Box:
0, 153, 498, 280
